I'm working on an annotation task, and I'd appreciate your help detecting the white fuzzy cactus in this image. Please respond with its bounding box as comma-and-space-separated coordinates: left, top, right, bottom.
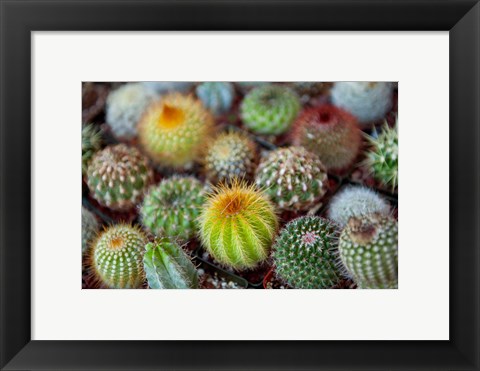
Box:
328, 185, 391, 227
106, 83, 157, 139
331, 82, 394, 125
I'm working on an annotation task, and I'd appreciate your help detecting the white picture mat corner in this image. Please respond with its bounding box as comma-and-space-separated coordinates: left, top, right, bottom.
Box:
32, 31, 449, 340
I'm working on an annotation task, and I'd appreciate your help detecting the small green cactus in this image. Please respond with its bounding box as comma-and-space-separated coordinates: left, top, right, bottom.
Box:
82, 123, 103, 176
338, 214, 398, 289
138, 93, 215, 168
203, 131, 258, 184
196, 82, 235, 115
240, 85, 301, 135
198, 179, 278, 270
290, 104, 362, 171
86, 144, 153, 211
272, 216, 342, 289
89, 224, 147, 289
82, 206, 99, 254
363, 120, 398, 191
143, 239, 199, 289
140, 176, 207, 241
255, 147, 328, 211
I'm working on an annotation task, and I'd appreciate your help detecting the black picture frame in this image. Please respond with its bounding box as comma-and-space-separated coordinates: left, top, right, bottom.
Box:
1, 1, 479, 370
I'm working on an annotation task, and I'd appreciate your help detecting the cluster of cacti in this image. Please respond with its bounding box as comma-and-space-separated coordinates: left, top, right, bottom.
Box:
89, 224, 147, 289
338, 214, 398, 289
143, 239, 199, 289
196, 82, 235, 115
328, 185, 391, 227
255, 147, 328, 211
138, 93, 214, 168
363, 120, 398, 191
272, 216, 342, 289
241, 85, 301, 135
140, 176, 207, 241
203, 131, 258, 184
86, 144, 153, 211
290, 104, 362, 171
141, 81, 194, 94
198, 180, 278, 270
82, 206, 99, 254
105, 83, 157, 139
331, 82, 394, 126
82, 123, 103, 176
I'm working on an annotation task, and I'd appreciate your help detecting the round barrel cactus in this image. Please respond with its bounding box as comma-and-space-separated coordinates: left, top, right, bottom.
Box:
255, 146, 328, 211
198, 180, 278, 270
140, 176, 207, 241
82, 123, 103, 176
196, 82, 235, 115
82, 206, 99, 254
89, 224, 147, 289
138, 93, 215, 168
86, 144, 153, 211
273, 216, 342, 289
240, 84, 301, 135
338, 214, 398, 289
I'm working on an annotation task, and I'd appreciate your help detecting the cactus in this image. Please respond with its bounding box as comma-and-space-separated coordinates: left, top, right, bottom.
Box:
143, 239, 199, 289
290, 104, 362, 171
138, 93, 215, 168
338, 214, 398, 289
203, 130, 258, 184
141, 81, 194, 95
86, 144, 153, 211
328, 185, 391, 227
196, 82, 235, 115
140, 176, 207, 241
240, 85, 301, 135
105, 83, 157, 139
331, 82, 394, 126
363, 120, 398, 191
82, 206, 100, 254
89, 224, 147, 289
82, 123, 103, 176
198, 179, 278, 270
255, 147, 328, 211
272, 216, 342, 289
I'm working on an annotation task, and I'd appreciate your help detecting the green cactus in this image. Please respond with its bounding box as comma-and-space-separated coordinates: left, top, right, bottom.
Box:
89, 224, 147, 289
255, 146, 328, 211
198, 179, 278, 270
290, 104, 362, 171
272, 216, 342, 289
82, 206, 99, 254
140, 176, 207, 241
82, 123, 103, 176
86, 144, 153, 211
338, 214, 398, 289
138, 93, 215, 168
240, 85, 301, 135
143, 239, 199, 289
363, 120, 398, 191
203, 130, 258, 184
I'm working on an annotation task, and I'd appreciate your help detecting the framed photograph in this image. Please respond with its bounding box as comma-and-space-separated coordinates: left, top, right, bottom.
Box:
1, 0, 479, 370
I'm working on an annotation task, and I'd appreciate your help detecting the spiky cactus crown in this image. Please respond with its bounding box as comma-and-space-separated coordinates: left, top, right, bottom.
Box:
331, 82, 394, 125
291, 104, 361, 171
138, 93, 215, 168
203, 131, 258, 184
82, 206, 99, 254
86, 144, 153, 211
240, 85, 301, 135
255, 146, 328, 211
140, 176, 207, 241
82, 123, 103, 176
198, 179, 278, 270
272, 216, 342, 289
338, 214, 398, 289
89, 224, 147, 289
106, 83, 157, 139
363, 121, 398, 191
328, 185, 391, 227
143, 238, 199, 289
196, 82, 235, 115
141, 81, 194, 95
